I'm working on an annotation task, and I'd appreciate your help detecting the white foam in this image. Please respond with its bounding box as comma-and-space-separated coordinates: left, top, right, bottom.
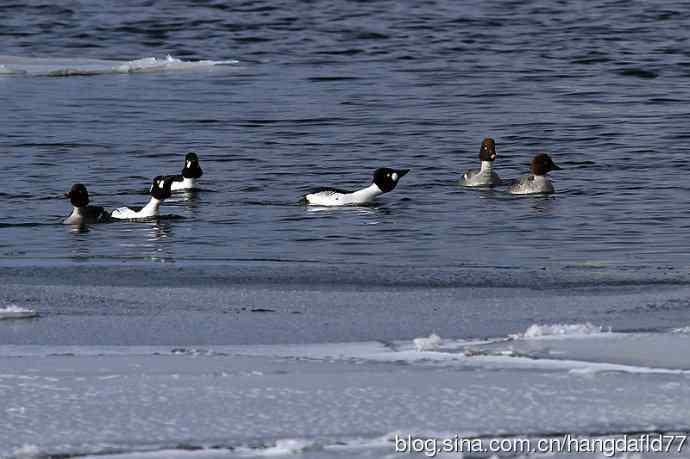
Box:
0, 305, 38, 320
413, 333, 443, 351
672, 326, 690, 334
521, 322, 608, 339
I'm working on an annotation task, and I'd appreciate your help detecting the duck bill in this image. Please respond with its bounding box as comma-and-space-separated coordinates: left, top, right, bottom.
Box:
551, 164, 562, 171
64, 192, 71, 198
397, 169, 410, 178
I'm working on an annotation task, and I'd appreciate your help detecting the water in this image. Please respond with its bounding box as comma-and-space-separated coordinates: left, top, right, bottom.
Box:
3, 2, 690, 458
3, 0, 690, 270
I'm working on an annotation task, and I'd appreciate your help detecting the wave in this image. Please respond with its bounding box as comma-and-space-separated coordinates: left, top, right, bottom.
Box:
0, 55, 238, 77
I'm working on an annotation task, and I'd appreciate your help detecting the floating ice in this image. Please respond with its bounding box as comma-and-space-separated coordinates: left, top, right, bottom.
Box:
0, 54, 238, 77
0, 305, 38, 320
114, 55, 238, 74
0, 64, 27, 75
521, 322, 606, 339
413, 333, 442, 351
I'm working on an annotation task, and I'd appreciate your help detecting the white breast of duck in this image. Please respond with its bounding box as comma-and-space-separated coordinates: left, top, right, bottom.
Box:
463, 161, 501, 187
169, 152, 203, 191
170, 177, 197, 191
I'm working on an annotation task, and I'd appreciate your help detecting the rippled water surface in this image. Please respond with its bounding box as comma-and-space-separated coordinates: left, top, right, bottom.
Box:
2, 0, 690, 271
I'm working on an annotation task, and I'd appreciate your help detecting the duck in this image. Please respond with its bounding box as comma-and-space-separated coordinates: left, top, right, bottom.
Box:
63, 183, 110, 225
111, 176, 175, 219
304, 168, 410, 206
508, 153, 561, 195
169, 152, 203, 191
461, 138, 501, 187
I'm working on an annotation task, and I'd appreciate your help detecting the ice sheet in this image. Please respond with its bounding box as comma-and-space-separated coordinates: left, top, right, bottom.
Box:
2, 331, 690, 458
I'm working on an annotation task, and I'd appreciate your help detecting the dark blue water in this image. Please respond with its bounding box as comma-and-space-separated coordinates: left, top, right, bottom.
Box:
2, 0, 690, 272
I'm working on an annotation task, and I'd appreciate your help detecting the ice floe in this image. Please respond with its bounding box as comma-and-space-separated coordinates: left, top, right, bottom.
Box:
0, 305, 38, 320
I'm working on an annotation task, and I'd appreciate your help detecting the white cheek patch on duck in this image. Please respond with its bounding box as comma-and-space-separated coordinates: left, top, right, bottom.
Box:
187, 161, 192, 168
392, 173, 398, 181
158, 180, 164, 188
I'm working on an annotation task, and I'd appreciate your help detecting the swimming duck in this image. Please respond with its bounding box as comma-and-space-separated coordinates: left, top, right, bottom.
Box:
169, 152, 203, 191
304, 168, 410, 206
508, 153, 561, 195
111, 176, 175, 219
462, 138, 500, 187
63, 184, 110, 225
